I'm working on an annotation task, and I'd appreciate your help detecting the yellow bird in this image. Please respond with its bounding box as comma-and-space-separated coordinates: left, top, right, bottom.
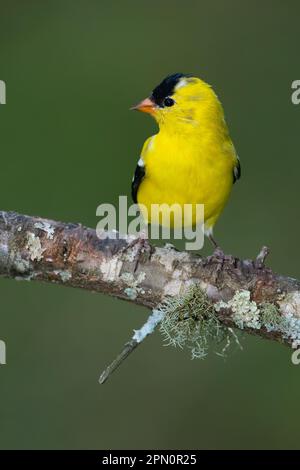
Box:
131, 73, 240, 249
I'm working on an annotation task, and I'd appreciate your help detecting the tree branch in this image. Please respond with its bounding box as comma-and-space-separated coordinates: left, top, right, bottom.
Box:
1, 210, 300, 349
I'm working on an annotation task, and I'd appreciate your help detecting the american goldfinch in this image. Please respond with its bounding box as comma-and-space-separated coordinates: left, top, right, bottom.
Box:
131, 73, 240, 249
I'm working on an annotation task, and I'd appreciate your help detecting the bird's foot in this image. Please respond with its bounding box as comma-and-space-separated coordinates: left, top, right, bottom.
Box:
204, 246, 237, 268
212, 246, 226, 260
204, 246, 225, 266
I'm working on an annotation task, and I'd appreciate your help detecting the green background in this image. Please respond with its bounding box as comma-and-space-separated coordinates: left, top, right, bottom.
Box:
0, 0, 300, 449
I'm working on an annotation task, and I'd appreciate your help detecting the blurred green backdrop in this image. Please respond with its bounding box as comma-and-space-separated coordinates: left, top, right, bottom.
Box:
0, 0, 300, 450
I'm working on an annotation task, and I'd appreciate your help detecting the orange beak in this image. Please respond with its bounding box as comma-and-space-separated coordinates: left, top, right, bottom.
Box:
130, 97, 156, 114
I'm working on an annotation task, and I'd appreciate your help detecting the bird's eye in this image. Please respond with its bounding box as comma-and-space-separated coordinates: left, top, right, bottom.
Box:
163, 97, 175, 107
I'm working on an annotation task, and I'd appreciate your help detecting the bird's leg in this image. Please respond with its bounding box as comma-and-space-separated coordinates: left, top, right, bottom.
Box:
208, 234, 225, 259
208, 233, 218, 249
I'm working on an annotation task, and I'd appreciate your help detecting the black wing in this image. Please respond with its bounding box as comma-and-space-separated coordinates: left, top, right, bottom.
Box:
131, 161, 145, 203
233, 158, 241, 184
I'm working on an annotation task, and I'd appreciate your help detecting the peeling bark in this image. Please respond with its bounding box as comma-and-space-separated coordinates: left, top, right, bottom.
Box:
0, 210, 299, 348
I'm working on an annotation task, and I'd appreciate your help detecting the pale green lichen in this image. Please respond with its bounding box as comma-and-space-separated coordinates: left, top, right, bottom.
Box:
159, 285, 236, 359
121, 271, 146, 299
260, 301, 300, 348
9, 249, 31, 278
279, 291, 300, 318
13, 253, 30, 273
26, 232, 45, 261
215, 290, 261, 330
281, 313, 300, 348
133, 309, 165, 343
124, 287, 138, 300
216, 290, 300, 349
53, 270, 72, 282
34, 222, 55, 240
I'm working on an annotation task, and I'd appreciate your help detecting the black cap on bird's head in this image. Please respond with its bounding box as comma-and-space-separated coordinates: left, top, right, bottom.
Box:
131, 72, 192, 114
150, 73, 189, 106
150, 73, 186, 106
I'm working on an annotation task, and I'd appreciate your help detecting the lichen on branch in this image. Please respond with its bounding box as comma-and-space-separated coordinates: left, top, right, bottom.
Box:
1, 210, 300, 352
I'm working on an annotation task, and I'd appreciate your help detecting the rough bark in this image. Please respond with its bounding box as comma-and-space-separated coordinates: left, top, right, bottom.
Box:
0, 210, 299, 347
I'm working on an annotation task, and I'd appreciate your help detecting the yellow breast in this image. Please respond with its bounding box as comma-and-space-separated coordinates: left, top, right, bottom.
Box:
137, 130, 236, 230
